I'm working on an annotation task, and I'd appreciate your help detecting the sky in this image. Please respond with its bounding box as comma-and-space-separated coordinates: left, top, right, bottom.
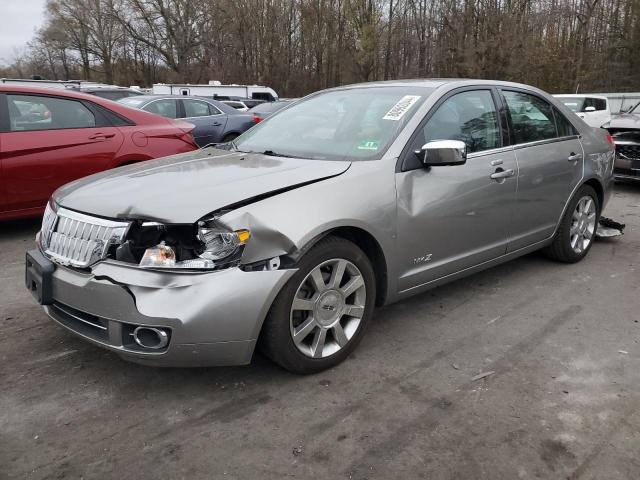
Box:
0, 0, 47, 66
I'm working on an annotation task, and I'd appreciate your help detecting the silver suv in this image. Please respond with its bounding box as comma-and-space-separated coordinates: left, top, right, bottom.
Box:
26, 79, 615, 373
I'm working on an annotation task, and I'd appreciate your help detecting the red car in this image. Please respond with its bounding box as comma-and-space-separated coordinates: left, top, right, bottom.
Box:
0, 86, 198, 220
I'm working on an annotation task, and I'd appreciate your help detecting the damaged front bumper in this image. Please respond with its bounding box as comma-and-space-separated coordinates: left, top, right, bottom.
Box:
26, 249, 295, 367
613, 139, 640, 180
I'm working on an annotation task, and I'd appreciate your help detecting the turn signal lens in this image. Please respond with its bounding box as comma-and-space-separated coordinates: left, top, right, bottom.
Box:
236, 229, 251, 243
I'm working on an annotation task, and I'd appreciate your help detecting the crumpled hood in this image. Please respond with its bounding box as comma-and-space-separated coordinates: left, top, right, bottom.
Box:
54, 148, 351, 223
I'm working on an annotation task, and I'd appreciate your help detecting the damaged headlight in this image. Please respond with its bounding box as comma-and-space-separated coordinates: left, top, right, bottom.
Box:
198, 227, 251, 261
138, 223, 251, 270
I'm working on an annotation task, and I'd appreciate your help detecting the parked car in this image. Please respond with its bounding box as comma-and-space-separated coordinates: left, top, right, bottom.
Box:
26, 80, 614, 373
602, 102, 640, 181
0, 86, 198, 221
249, 100, 294, 122
237, 98, 267, 109
554, 94, 612, 127
81, 86, 143, 101
222, 100, 249, 112
119, 95, 259, 147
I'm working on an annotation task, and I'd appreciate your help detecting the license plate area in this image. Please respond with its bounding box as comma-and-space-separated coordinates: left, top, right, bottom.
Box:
25, 249, 56, 305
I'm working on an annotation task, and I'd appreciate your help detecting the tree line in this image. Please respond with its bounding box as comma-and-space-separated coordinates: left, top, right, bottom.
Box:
1, 0, 639, 96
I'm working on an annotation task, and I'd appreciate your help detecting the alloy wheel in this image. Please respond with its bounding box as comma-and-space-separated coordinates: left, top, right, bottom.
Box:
289, 258, 367, 358
570, 195, 597, 254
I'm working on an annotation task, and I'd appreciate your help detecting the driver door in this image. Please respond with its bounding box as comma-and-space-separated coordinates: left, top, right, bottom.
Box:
395, 88, 518, 293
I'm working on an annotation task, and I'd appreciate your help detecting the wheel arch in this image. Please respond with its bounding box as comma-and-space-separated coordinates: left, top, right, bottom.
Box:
293, 226, 389, 307
583, 177, 604, 208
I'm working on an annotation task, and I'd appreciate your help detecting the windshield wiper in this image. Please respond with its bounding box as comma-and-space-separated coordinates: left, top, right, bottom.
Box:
262, 150, 305, 159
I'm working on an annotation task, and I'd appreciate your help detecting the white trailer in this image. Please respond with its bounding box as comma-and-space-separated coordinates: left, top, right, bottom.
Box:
152, 81, 278, 101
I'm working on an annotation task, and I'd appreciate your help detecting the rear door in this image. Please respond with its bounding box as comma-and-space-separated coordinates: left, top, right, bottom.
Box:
0, 93, 124, 213
181, 98, 227, 146
500, 89, 583, 251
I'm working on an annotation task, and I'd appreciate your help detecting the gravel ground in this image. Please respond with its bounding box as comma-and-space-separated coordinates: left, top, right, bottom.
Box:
1, 183, 639, 480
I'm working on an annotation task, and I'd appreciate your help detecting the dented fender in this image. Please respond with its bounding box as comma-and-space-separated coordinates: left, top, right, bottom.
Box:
217, 160, 400, 301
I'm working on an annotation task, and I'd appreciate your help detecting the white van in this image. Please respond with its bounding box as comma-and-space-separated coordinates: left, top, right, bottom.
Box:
554, 94, 611, 128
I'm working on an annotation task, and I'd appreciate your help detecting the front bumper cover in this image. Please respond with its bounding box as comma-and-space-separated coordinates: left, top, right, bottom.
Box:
29, 250, 295, 367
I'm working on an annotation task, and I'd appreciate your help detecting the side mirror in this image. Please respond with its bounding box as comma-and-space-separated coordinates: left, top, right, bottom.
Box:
584, 106, 596, 112
416, 140, 467, 166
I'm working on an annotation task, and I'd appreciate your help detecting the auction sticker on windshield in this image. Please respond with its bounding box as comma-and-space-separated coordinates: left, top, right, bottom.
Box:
383, 95, 421, 121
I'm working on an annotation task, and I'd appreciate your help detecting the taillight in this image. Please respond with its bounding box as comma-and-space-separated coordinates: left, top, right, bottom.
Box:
252, 115, 263, 123
606, 133, 615, 149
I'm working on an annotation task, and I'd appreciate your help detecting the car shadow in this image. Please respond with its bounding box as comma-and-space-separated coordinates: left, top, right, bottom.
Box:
0, 217, 41, 241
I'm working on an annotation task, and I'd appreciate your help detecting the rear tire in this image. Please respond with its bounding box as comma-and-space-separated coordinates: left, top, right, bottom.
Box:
260, 236, 376, 374
543, 184, 600, 263
222, 133, 238, 143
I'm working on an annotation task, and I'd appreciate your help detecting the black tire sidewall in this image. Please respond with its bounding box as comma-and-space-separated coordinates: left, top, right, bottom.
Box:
261, 237, 376, 374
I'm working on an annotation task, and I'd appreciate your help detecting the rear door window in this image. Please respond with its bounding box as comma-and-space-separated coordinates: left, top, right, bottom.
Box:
7, 94, 96, 131
143, 99, 178, 119
502, 91, 557, 144
184, 99, 217, 117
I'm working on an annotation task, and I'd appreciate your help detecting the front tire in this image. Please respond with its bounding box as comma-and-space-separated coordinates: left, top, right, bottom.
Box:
544, 184, 600, 263
260, 236, 376, 374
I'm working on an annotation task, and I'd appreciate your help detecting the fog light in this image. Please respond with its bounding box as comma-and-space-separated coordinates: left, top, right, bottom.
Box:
132, 326, 169, 349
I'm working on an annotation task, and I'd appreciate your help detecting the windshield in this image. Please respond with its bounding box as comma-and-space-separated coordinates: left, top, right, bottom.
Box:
556, 96, 585, 113
234, 86, 433, 160
118, 97, 149, 107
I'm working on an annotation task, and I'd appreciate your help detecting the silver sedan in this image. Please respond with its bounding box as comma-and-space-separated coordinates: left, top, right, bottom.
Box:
26, 79, 615, 373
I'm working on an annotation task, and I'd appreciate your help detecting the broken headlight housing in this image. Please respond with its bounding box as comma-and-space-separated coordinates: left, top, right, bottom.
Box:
132, 220, 250, 270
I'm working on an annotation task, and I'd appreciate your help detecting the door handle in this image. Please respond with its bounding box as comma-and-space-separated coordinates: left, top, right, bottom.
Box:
490, 168, 515, 180
89, 132, 116, 140
212, 122, 222, 126
567, 152, 582, 162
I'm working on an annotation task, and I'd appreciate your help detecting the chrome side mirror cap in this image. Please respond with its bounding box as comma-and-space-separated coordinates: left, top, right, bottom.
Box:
416, 140, 467, 166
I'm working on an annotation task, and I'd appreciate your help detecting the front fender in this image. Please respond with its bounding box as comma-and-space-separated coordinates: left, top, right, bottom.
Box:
217, 160, 399, 296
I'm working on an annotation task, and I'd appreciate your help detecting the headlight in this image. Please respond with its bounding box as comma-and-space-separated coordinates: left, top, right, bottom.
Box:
138, 226, 251, 270
198, 227, 251, 261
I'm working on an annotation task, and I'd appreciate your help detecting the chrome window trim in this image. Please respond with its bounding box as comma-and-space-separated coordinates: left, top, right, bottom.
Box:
511, 135, 581, 150
466, 145, 515, 159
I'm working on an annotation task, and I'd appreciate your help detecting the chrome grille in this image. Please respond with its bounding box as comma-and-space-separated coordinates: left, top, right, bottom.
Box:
40, 206, 130, 268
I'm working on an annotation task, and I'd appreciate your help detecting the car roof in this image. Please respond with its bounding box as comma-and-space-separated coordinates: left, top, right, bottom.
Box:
0, 84, 178, 125
326, 78, 555, 96
0, 84, 99, 97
